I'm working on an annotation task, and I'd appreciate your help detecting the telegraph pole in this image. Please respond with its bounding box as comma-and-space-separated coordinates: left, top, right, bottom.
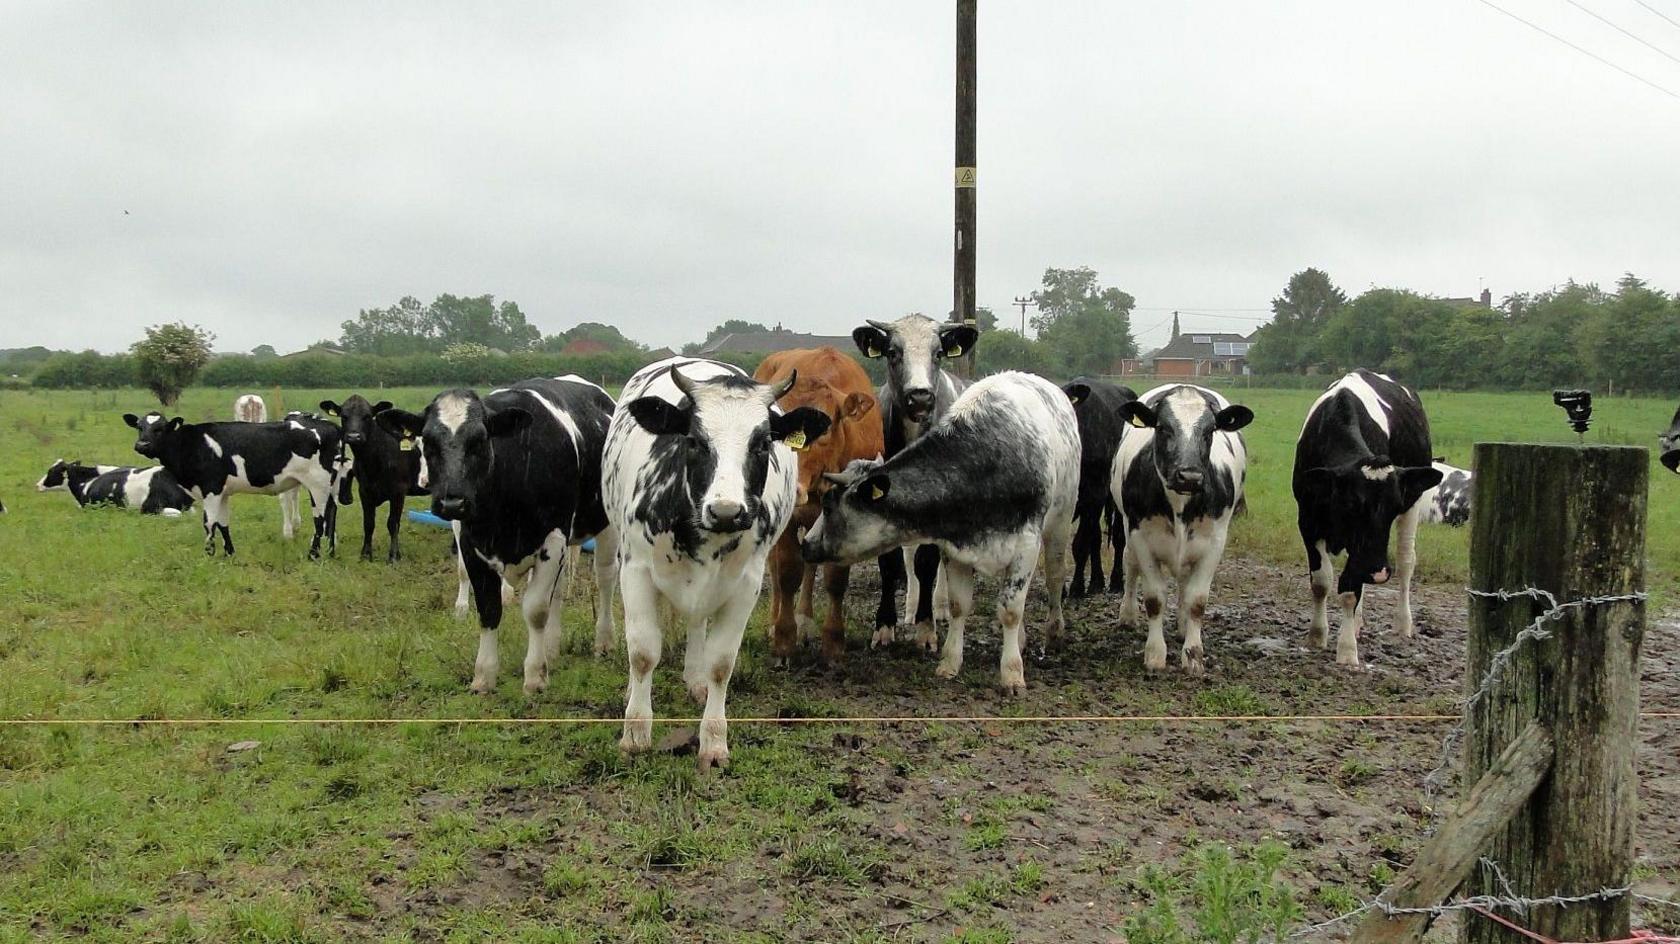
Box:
952, 0, 977, 378
1013, 295, 1033, 335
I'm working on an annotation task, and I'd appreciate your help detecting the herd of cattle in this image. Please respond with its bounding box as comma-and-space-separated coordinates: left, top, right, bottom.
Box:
23, 314, 1515, 768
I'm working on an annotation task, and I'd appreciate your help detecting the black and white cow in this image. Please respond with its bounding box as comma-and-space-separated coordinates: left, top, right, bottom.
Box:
1062, 378, 1137, 596
1293, 370, 1443, 667
123, 411, 341, 557
233, 394, 306, 538
803, 372, 1078, 694
320, 394, 426, 562
1113, 384, 1254, 675
37, 459, 194, 515
1659, 404, 1680, 473
1418, 459, 1472, 526
605, 357, 831, 770
376, 376, 620, 694
851, 313, 978, 650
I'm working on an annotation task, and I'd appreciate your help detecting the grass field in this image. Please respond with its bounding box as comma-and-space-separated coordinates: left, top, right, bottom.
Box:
1, 383, 1676, 942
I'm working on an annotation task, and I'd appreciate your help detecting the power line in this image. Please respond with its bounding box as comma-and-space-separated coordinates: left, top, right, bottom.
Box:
1474, 0, 1680, 100
1568, 0, 1680, 65
1133, 306, 1270, 312
1635, 0, 1680, 34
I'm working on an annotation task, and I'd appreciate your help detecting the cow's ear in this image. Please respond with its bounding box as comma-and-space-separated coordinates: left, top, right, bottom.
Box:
1064, 382, 1091, 405
1663, 450, 1680, 474
372, 400, 393, 414
122, 413, 140, 429
842, 392, 875, 420
374, 408, 424, 439
1399, 466, 1445, 505
485, 406, 532, 438
319, 400, 341, 417
939, 324, 979, 359
863, 473, 890, 502
167, 417, 184, 431
627, 397, 691, 437
852, 325, 888, 359
771, 406, 832, 451
1120, 401, 1158, 430
1300, 467, 1336, 493
1215, 404, 1254, 432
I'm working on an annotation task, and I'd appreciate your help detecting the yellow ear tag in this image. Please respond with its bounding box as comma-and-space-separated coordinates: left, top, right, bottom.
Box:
1070, 393, 1083, 404
784, 430, 807, 451
865, 345, 882, 359
870, 484, 885, 500
1129, 414, 1148, 429
947, 344, 963, 357
400, 436, 416, 452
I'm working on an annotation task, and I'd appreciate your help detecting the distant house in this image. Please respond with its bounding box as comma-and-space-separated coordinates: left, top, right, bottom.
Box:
558, 338, 610, 356
645, 347, 677, 361
697, 325, 854, 356
282, 343, 349, 359
1131, 332, 1256, 379
1440, 289, 1494, 309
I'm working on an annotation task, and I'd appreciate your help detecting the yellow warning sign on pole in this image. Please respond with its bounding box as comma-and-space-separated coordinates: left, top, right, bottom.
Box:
954, 166, 976, 188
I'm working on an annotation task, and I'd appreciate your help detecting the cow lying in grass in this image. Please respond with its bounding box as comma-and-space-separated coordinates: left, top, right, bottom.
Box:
37, 459, 194, 516
802, 371, 1078, 695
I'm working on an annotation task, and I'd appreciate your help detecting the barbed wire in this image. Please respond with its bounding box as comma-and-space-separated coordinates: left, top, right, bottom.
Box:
1279, 885, 1644, 940
1423, 587, 1648, 806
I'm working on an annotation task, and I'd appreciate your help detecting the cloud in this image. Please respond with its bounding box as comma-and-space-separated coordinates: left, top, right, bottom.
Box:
2, 1, 1676, 355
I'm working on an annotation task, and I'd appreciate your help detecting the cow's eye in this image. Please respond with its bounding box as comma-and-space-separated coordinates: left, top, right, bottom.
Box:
886, 349, 901, 362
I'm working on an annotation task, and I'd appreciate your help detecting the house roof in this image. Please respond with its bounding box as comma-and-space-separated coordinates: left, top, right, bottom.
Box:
698, 329, 855, 355
1150, 332, 1254, 361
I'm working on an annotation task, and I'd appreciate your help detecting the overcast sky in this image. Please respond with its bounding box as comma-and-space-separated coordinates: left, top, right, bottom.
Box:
3, 1, 1677, 355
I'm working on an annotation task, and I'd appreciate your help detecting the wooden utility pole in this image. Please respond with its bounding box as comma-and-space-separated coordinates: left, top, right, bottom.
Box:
952, 0, 977, 379
1461, 443, 1646, 944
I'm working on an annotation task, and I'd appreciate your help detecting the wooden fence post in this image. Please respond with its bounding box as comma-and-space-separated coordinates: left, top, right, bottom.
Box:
1461, 443, 1647, 944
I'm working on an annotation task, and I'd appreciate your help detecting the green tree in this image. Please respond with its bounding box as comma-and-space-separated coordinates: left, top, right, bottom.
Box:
251, 344, 278, 359
1029, 267, 1137, 376
1248, 268, 1346, 373
427, 294, 540, 352
339, 295, 433, 355
131, 322, 214, 406
541, 322, 646, 353
976, 328, 1050, 375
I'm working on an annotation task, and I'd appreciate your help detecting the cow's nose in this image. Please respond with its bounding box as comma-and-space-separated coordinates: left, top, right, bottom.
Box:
344, 432, 365, 445
905, 389, 935, 410
1169, 470, 1204, 492
705, 500, 751, 533
434, 496, 469, 519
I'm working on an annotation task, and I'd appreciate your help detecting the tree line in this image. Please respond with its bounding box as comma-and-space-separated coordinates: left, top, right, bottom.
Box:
1248, 269, 1680, 393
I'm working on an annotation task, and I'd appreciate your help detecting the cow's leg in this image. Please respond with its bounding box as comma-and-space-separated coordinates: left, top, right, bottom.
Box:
934, 560, 976, 680
520, 532, 568, 695
304, 482, 330, 560
1131, 540, 1171, 672
359, 494, 378, 561
767, 528, 802, 665
279, 490, 298, 540
996, 541, 1040, 695
1106, 500, 1125, 592
683, 614, 712, 704
695, 582, 757, 772
1042, 516, 1073, 647
1177, 530, 1228, 676
466, 550, 505, 693
1069, 508, 1095, 597
1394, 506, 1421, 640
589, 526, 621, 657
1307, 538, 1334, 650
386, 497, 404, 563
911, 544, 940, 652
619, 565, 662, 754
819, 563, 850, 664
202, 493, 232, 556
1335, 580, 1366, 668
796, 564, 817, 643
1118, 540, 1140, 626
451, 522, 472, 620
872, 548, 905, 648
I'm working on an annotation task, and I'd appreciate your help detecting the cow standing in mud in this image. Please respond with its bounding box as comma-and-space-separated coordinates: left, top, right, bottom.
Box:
1294, 370, 1443, 667
754, 347, 884, 664
1062, 378, 1136, 596
851, 314, 978, 650
1113, 384, 1254, 675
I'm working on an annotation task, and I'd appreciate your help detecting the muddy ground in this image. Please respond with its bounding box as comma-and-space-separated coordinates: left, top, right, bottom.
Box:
371, 554, 1679, 942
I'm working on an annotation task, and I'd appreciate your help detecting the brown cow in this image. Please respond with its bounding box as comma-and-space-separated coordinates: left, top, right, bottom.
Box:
754, 347, 884, 663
